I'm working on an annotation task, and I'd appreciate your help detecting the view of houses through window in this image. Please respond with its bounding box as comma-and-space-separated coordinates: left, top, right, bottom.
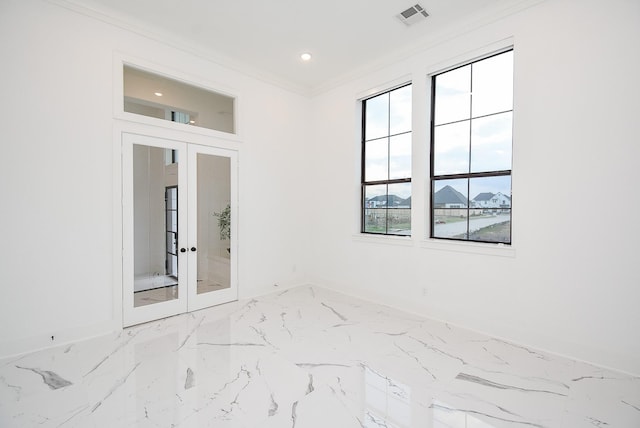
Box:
360, 50, 512, 244
431, 50, 513, 244
361, 84, 412, 236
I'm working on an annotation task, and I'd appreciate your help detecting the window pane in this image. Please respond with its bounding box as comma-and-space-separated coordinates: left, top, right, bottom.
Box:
364, 138, 389, 182
197, 153, 232, 294
470, 176, 511, 209
433, 179, 468, 239
387, 182, 411, 236
364, 184, 388, 207
365, 93, 389, 140
390, 85, 412, 135
166, 232, 176, 255
472, 51, 513, 117
363, 208, 387, 234
133, 144, 179, 307
468, 209, 510, 243
433, 208, 468, 239
433, 121, 470, 175
388, 208, 411, 236
470, 176, 511, 243
167, 209, 177, 231
364, 184, 388, 233
470, 112, 512, 173
434, 65, 471, 125
389, 133, 411, 179
433, 179, 468, 208
124, 65, 235, 134
166, 187, 177, 210
388, 182, 411, 207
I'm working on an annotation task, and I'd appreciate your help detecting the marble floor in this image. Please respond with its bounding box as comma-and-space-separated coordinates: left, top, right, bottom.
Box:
1, 286, 638, 427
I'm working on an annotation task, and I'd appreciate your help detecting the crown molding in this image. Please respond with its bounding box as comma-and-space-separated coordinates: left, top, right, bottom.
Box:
46, 0, 314, 97
309, 0, 546, 97
46, 0, 544, 98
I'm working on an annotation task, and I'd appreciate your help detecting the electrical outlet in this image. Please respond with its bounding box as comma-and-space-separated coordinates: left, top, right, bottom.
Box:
421, 287, 428, 297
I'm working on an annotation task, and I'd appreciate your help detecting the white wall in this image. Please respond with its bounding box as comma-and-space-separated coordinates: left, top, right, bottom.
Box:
0, 0, 311, 356
308, 0, 640, 375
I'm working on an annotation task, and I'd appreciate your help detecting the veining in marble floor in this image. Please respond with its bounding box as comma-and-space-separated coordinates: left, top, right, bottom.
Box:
0, 286, 638, 427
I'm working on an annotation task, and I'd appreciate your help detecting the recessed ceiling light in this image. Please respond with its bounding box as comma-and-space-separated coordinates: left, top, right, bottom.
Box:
300, 52, 312, 62
154, 92, 163, 97
189, 120, 195, 124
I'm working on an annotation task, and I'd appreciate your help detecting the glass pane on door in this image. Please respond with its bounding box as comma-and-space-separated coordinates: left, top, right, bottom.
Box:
196, 153, 231, 295
133, 144, 180, 307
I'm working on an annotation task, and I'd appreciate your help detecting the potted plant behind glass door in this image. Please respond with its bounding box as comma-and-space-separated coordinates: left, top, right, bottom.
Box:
214, 203, 231, 255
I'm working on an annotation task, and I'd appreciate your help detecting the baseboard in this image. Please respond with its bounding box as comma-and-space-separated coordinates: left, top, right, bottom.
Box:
0, 320, 120, 361
306, 279, 640, 378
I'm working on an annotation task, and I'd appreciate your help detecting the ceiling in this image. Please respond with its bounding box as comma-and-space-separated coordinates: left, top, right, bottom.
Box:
57, 0, 538, 95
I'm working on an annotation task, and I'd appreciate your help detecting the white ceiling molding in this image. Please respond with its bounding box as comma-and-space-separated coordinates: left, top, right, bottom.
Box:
46, 0, 310, 96
310, 0, 545, 97
47, 0, 545, 98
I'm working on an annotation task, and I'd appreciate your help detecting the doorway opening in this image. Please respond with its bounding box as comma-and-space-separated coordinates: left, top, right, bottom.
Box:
123, 133, 238, 326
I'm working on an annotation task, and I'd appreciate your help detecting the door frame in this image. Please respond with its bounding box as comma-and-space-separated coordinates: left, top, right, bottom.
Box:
115, 125, 240, 328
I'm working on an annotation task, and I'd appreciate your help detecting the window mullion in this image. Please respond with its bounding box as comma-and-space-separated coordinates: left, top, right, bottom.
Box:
467, 63, 473, 240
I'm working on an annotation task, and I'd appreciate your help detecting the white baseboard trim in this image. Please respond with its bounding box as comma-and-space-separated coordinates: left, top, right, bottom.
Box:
0, 320, 120, 361
306, 279, 640, 378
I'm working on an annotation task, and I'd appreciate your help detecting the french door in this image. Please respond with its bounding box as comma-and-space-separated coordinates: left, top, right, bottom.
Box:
122, 133, 238, 326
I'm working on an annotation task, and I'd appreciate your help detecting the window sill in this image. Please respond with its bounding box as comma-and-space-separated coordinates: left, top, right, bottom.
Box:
420, 239, 516, 257
352, 233, 414, 247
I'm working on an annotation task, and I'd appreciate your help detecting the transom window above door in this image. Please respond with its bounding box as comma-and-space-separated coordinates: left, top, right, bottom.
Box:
123, 65, 236, 134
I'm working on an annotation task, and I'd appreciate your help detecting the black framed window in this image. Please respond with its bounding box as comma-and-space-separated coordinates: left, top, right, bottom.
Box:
431, 50, 513, 244
361, 84, 412, 235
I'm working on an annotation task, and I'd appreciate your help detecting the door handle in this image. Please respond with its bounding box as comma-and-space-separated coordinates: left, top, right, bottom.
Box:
180, 248, 186, 253
190, 247, 197, 252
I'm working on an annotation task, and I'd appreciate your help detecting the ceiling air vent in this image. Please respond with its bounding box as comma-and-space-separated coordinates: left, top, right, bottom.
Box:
396, 4, 429, 26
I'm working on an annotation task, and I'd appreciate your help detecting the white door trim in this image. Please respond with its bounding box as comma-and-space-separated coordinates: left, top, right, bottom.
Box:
119, 129, 239, 327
